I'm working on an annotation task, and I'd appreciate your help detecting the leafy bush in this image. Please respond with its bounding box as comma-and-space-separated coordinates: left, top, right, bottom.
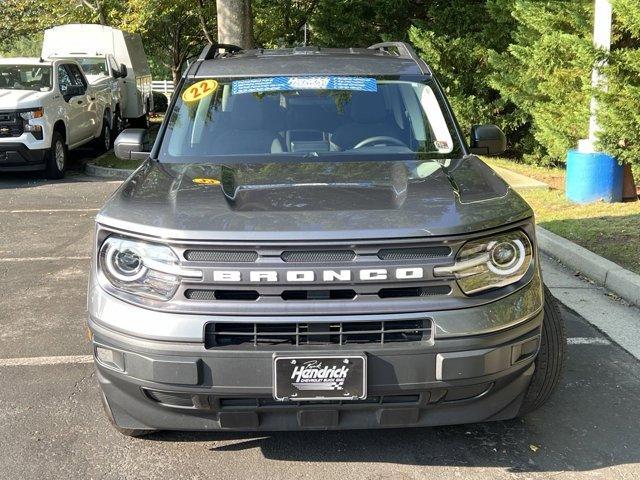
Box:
151, 91, 168, 113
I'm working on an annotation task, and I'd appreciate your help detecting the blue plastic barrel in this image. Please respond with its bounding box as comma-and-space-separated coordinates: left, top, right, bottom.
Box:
566, 149, 623, 203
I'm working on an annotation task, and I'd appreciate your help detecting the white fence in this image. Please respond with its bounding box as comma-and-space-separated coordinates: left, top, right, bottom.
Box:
152, 80, 175, 97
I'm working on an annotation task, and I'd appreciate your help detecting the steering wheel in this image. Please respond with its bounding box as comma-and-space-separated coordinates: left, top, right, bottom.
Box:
353, 136, 407, 149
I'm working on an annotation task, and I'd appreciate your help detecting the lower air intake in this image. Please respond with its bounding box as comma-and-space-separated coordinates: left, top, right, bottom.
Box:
205, 318, 431, 348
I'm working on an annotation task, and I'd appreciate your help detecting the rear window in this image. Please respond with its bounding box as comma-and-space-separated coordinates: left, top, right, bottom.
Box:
158, 76, 461, 163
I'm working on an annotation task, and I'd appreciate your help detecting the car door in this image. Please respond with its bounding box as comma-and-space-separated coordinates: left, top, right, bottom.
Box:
57, 64, 92, 146
66, 63, 98, 141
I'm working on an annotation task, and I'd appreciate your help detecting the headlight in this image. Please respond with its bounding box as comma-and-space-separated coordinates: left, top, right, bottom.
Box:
434, 230, 533, 295
99, 236, 201, 301
20, 108, 44, 139
19, 108, 44, 120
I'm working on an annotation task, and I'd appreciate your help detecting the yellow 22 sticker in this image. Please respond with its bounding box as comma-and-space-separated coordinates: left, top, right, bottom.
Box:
182, 80, 218, 103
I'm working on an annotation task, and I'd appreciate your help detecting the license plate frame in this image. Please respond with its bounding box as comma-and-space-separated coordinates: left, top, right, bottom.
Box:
273, 354, 367, 401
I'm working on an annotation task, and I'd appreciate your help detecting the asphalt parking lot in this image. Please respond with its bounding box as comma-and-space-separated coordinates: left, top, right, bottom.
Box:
1, 163, 640, 479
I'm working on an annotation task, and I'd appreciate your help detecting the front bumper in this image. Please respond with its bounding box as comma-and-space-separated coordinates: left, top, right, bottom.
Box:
0, 142, 47, 171
90, 277, 544, 431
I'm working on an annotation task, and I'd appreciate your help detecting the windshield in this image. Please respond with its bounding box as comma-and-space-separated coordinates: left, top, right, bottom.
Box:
74, 57, 109, 76
158, 76, 461, 163
0, 65, 52, 91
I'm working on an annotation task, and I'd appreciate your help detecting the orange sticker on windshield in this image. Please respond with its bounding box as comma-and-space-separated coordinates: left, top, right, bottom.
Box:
193, 177, 220, 185
182, 80, 218, 103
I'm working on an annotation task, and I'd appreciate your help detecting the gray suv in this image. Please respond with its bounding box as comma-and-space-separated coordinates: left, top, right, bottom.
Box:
89, 42, 566, 436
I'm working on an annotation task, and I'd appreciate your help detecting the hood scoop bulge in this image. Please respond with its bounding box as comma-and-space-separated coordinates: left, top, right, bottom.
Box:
219, 161, 409, 211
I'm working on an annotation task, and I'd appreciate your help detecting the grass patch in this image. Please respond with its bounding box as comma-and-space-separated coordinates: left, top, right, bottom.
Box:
91, 152, 144, 170
485, 157, 640, 274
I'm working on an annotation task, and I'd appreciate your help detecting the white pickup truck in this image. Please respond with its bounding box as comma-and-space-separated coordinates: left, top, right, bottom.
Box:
43, 24, 153, 129
0, 57, 112, 179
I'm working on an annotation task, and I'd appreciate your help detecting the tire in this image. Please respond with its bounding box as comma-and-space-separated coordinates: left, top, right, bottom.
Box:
94, 117, 112, 153
112, 109, 123, 140
518, 285, 567, 415
131, 113, 150, 130
44, 131, 67, 179
100, 391, 156, 438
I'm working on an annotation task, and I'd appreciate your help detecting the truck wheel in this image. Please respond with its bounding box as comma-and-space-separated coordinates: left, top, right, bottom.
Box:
44, 131, 67, 179
517, 285, 567, 415
95, 117, 112, 153
132, 113, 150, 130
100, 391, 156, 438
112, 109, 123, 139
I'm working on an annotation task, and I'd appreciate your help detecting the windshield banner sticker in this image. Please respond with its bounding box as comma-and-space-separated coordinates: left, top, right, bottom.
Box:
231, 76, 377, 95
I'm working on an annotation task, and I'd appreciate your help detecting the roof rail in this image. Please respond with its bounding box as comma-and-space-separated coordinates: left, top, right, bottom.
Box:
367, 41, 432, 74
197, 43, 243, 61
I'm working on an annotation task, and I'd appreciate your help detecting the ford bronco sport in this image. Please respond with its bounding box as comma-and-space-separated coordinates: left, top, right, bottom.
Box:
89, 42, 566, 436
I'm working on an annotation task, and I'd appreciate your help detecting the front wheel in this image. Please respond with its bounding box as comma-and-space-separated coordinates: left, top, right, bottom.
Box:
44, 131, 67, 179
131, 113, 150, 130
94, 117, 112, 153
112, 109, 123, 140
517, 285, 567, 415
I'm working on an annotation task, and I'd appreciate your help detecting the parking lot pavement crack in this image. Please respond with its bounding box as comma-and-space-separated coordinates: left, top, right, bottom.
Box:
68, 370, 95, 404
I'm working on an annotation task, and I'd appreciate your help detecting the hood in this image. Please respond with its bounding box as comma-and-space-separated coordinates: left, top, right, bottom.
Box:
97, 156, 533, 241
0, 89, 49, 109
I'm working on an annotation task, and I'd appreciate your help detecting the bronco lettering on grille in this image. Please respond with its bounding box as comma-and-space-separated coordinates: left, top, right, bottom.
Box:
210, 267, 425, 283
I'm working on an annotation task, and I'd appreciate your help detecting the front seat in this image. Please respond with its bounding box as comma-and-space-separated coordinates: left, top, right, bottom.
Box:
209, 95, 283, 155
331, 91, 402, 150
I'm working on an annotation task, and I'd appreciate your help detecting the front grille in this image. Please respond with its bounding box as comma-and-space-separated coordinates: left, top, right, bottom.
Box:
184, 250, 258, 262
173, 237, 463, 315
281, 289, 356, 300
378, 285, 451, 298
377, 246, 451, 260
185, 286, 449, 302
0, 112, 22, 137
205, 319, 431, 348
281, 250, 356, 263
185, 289, 259, 301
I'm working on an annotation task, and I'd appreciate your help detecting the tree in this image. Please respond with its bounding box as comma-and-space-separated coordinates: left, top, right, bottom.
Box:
409, 0, 523, 154
253, 0, 319, 47
596, 0, 640, 173
0, 0, 123, 55
310, 0, 424, 47
124, 0, 217, 85
488, 0, 595, 165
78, 1, 108, 25
216, 0, 253, 48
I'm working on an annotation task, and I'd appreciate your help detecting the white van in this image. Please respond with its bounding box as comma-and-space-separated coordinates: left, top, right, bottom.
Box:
42, 24, 153, 129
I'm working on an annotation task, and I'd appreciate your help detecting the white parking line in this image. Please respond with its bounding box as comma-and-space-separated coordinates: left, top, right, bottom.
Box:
0, 256, 91, 263
567, 337, 611, 345
0, 208, 99, 213
0, 355, 93, 367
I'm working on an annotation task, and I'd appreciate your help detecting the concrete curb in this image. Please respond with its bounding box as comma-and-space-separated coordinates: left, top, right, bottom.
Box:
84, 151, 134, 180
537, 226, 640, 306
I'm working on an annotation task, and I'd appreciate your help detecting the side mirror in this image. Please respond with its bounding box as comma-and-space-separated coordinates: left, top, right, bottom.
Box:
114, 128, 151, 160
469, 124, 506, 156
119, 64, 128, 78
64, 84, 85, 101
